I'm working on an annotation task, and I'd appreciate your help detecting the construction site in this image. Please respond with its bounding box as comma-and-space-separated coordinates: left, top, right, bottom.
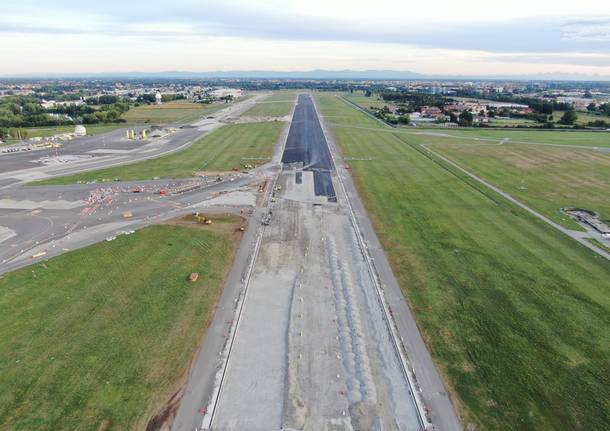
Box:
0, 92, 459, 431
172, 94, 458, 431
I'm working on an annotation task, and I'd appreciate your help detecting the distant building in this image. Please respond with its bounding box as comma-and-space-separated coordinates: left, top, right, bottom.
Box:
155, 92, 163, 105
41, 99, 84, 109
210, 88, 243, 98
420, 106, 442, 118
444, 102, 465, 113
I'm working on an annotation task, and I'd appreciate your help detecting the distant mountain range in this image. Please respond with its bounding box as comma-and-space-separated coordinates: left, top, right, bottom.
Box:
3, 69, 610, 82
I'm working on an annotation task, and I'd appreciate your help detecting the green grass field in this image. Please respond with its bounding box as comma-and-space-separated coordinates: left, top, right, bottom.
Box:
317, 93, 385, 129
122, 101, 225, 124
315, 92, 610, 430
34, 121, 283, 184
242, 92, 296, 117
553, 110, 609, 125
487, 117, 538, 127
342, 92, 389, 110
425, 128, 610, 148
421, 137, 610, 229
0, 224, 237, 430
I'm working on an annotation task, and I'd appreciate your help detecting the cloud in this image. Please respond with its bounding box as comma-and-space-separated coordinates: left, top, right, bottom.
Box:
2, 0, 610, 55
2, 0, 610, 76
561, 18, 610, 42
485, 53, 610, 67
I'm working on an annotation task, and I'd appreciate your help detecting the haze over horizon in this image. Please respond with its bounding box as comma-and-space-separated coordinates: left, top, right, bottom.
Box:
2, 0, 610, 77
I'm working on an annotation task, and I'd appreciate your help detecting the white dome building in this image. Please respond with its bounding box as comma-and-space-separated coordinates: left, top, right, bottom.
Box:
155, 92, 163, 105
74, 125, 87, 136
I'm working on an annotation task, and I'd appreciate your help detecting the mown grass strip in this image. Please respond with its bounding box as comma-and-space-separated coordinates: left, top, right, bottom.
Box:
0, 223, 237, 430
315, 92, 610, 430
33, 122, 283, 185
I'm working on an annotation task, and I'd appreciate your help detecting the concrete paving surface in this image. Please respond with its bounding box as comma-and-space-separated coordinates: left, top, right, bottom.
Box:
173, 95, 460, 431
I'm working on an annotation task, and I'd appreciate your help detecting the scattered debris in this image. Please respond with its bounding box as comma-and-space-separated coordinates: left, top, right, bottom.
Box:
35, 154, 94, 165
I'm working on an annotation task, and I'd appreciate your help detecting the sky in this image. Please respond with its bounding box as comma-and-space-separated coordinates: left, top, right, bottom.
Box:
2, 0, 610, 77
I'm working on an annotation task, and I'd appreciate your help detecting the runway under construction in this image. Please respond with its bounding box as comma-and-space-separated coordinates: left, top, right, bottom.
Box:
198, 94, 425, 430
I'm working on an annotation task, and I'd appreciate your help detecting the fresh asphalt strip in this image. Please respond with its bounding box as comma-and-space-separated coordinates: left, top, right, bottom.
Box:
281, 94, 336, 201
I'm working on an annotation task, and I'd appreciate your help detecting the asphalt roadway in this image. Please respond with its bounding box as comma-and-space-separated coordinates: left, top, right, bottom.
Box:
0, 94, 268, 275
0, 176, 263, 275
282, 94, 336, 200
0, 94, 266, 188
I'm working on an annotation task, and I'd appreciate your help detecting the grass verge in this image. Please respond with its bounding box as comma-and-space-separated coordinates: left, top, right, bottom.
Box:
588, 238, 610, 254
437, 129, 610, 148
0, 220, 242, 430
33, 122, 283, 185
315, 92, 610, 430
409, 135, 610, 230
243, 92, 296, 117
122, 101, 226, 125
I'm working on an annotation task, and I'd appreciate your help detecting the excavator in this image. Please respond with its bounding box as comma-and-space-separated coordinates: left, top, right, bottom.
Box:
194, 212, 213, 224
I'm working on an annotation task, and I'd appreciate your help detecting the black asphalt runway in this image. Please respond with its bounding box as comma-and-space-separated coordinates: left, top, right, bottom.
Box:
282, 94, 336, 200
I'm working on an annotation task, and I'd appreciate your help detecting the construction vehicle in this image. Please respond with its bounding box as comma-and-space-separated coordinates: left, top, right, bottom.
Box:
194, 213, 213, 225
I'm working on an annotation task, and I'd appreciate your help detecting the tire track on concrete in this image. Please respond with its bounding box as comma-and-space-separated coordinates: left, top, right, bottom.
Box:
314, 94, 463, 431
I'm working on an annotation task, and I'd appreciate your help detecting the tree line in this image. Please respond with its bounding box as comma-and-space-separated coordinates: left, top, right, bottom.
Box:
0, 95, 130, 128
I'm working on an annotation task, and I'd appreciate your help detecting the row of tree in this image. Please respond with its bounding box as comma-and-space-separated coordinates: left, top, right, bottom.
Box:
0, 127, 29, 140
587, 102, 610, 117
378, 91, 448, 111
0, 95, 131, 128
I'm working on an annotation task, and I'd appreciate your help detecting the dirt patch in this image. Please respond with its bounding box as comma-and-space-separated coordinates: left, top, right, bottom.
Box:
192, 170, 235, 177
145, 388, 183, 431
163, 213, 246, 245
